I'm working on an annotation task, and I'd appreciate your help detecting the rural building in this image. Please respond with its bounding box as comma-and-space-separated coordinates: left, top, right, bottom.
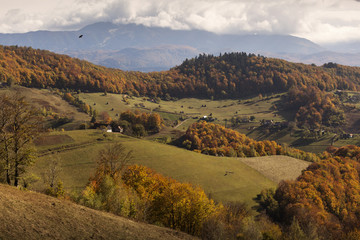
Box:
106, 125, 112, 133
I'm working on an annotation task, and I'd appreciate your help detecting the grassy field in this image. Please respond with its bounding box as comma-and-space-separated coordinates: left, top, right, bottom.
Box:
77, 92, 286, 130
30, 129, 279, 207
240, 156, 310, 183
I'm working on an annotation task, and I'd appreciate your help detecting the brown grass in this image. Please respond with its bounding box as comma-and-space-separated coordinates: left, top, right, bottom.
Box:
0, 184, 196, 240
34, 135, 74, 146
239, 156, 311, 183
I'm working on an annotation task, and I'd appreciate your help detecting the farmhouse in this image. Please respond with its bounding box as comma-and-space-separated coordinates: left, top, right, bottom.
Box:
106, 125, 112, 133
261, 119, 274, 126
341, 133, 353, 139
200, 115, 215, 122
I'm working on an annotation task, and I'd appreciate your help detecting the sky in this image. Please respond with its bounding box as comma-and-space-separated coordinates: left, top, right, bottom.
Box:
1, 0, 360, 44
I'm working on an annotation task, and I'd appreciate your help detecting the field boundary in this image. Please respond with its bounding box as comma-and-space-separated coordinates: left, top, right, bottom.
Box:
37, 140, 106, 157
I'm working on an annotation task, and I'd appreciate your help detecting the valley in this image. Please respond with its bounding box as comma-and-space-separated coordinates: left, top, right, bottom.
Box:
2, 47, 360, 239
2, 0, 360, 237
0, 85, 315, 206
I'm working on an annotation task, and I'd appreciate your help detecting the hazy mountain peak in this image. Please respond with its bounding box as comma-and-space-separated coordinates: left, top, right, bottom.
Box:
0, 22, 357, 71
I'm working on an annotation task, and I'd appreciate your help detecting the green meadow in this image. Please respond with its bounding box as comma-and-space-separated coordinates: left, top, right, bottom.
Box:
30, 130, 276, 206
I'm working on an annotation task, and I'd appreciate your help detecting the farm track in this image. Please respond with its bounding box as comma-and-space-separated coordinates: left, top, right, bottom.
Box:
37, 140, 106, 157
174, 119, 190, 129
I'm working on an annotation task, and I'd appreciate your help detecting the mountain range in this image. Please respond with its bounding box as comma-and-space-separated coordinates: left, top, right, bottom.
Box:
0, 22, 359, 71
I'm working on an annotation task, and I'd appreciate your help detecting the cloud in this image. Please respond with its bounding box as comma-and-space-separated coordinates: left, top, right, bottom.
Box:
1, 0, 360, 44
104, 0, 308, 34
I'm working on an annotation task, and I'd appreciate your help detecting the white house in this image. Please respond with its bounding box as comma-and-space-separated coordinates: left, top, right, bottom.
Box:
106, 125, 112, 133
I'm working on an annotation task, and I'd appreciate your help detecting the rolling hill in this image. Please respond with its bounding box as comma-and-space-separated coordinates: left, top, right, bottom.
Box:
0, 184, 195, 240
2, 45, 360, 100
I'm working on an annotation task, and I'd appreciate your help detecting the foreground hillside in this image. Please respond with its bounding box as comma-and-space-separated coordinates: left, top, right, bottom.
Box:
2, 45, 360, 99
0, 184, 195, 240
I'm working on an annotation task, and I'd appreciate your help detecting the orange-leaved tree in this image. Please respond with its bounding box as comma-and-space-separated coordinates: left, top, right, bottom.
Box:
122, 164, 221, 236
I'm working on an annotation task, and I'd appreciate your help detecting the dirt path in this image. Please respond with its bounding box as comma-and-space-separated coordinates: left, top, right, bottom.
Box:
37, 140, 104, 157
174, 119, 190, 129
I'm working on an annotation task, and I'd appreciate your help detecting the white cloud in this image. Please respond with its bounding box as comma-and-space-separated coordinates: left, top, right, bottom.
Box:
1, 0, 360, 44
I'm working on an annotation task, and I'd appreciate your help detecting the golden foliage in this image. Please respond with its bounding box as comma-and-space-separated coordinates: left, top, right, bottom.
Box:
2, 46, 360, 100
183, 121, 319, 161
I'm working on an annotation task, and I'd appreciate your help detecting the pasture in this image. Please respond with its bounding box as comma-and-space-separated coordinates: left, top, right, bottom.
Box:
30, 130, 280, 206
77, 92, 286, 131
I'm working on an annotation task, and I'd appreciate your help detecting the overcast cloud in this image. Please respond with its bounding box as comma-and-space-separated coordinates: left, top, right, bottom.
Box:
1, 0, 360, 44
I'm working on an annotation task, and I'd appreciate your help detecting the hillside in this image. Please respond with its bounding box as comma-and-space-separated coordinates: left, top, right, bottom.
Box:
0, 184, 195, 240
0, 86, 90, 130
30, 130, 279, 205
2, 46, 360, 99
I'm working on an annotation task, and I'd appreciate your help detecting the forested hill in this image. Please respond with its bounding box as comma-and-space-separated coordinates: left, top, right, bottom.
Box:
1, 45, 360, 99
174, 53, 360, 97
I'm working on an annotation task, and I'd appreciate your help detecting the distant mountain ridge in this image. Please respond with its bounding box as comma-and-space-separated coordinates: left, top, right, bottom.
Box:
0, 22, 322, 52
0, 22, 337, 71
67, 45, 200, 72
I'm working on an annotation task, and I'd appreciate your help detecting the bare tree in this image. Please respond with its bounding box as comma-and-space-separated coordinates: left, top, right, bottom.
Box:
94, 143, 133, 180
0, 93, 42, 186
42, 154, 62, 189
0, 95, 13, 184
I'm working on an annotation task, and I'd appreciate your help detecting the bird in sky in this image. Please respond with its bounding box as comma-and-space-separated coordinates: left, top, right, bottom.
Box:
79, 35, 83, 38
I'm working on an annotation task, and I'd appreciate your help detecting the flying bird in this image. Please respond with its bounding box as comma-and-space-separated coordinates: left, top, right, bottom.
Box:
79, 35, 83, 38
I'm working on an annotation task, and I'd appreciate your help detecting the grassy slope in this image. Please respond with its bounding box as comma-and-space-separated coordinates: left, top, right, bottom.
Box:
31, 130, 276, 206
0, 86, 90, 130
239, 156, 311, 183
0, 184, 195, 240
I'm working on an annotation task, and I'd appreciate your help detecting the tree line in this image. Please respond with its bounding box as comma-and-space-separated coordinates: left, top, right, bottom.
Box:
2, 46, 360, 100
116, 110, 162, 136
91, 110, 163, 137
